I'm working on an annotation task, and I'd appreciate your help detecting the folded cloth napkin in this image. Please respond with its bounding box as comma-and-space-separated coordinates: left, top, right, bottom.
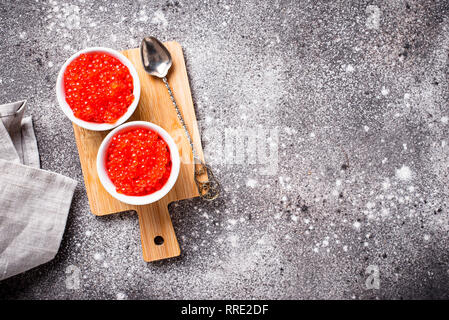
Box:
0, 100, 77, 281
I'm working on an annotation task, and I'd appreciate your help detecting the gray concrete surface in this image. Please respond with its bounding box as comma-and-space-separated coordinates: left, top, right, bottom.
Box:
0, 0, 448, 299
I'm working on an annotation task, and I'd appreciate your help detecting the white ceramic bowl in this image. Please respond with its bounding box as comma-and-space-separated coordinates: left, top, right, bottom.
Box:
56, 47, 141, 131
97, 121, 180, 205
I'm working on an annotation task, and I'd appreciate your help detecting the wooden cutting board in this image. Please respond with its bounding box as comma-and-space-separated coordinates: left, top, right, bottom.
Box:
73, 42, 204, 262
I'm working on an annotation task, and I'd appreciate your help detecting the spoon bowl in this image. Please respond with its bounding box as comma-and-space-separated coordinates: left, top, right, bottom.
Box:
140, 37, 172, 78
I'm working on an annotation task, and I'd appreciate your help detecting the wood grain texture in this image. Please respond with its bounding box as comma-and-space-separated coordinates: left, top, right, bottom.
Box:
72, 42, 204, 262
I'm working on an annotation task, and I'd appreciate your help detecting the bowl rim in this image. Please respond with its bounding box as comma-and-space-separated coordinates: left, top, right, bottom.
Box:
96, 121, 181, 205
56, 46, 141, 131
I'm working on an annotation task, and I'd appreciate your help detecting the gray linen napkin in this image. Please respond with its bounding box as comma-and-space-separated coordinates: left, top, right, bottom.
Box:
0, 100, 77, 281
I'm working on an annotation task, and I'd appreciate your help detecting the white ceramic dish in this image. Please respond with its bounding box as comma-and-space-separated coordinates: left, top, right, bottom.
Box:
56, 47, 141, 131
96, 121, 180, 205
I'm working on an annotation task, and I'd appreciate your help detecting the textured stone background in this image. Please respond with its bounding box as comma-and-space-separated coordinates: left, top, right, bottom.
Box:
0, 0, 448, 299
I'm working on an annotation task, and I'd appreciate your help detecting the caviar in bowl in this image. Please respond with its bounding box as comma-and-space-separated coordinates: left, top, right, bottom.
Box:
97, 121, 181, 205
56, 47, 141, 131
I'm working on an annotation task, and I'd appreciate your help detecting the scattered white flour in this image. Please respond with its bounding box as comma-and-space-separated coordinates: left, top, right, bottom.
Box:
424, 234, 430, 241
59, 3, 80, 29
85, 230, 92, 237
353, 221, 361, 230
283, 126, 297, 135
227, 219, 237, 226
381, 86, 389, 96
441, 116, 448, 124
228, 235, 239, 247
395, 165, 413, 181
93, 253, 103, 261
363, 125, 369, 132
366, 201, 375, 209
345, 64, 355, 73
382, 178, 391, 189
343, 245, 348, 252
189, 38, 286, 120
151, 10, 168, 27
48, 61, 54, 67
137, 9, 148, 22
310, 132, 315, 138
365, 5, 381, 30
291, 215, 299, 222
246, 178, 258, 188
116, 292, 127, 300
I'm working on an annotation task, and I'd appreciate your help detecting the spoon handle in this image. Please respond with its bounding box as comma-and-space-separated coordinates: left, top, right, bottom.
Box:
162, 77, 220, 201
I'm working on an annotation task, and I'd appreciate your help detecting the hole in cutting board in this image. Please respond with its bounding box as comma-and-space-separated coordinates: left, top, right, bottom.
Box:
154, 236, 164, 245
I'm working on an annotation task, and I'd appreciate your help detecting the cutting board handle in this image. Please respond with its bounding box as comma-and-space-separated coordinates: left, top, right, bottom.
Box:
137, 203, 180, 262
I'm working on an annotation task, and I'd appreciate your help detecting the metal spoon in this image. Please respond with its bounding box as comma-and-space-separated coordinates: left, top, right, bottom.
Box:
140, 36, 220, 201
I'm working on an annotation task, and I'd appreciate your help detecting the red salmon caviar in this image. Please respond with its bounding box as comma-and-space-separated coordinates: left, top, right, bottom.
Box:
64, 52, 134, 123
106, 128, 172, 196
